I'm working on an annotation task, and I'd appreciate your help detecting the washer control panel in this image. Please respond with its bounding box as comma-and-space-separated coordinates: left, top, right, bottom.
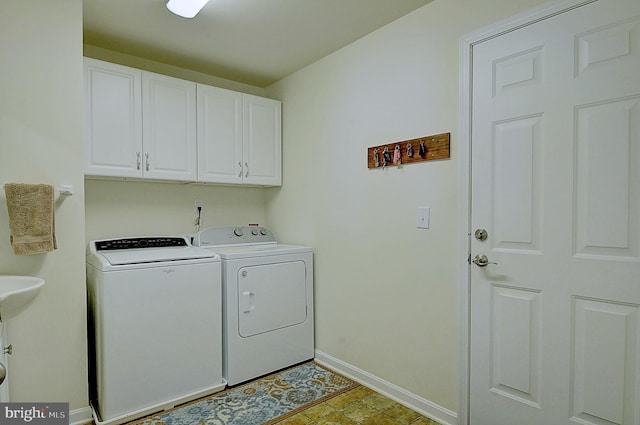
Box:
95, 237, 188, 251
194, 226, 276, 247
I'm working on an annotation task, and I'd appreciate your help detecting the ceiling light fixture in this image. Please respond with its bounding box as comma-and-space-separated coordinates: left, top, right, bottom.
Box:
166, 0, 210, 19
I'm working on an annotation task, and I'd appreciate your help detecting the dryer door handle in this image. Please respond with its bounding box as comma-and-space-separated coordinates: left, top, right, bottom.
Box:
241, 291, 255, 313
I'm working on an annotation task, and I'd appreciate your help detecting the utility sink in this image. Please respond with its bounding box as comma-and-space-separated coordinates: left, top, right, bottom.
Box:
0, 276, 45, 321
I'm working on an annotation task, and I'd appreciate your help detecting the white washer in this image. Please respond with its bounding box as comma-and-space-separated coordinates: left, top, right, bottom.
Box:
86, 236, 225, 425
193, 226, 314, 386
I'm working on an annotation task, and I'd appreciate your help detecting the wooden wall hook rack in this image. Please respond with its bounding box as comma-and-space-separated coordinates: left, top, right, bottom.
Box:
367, 132, 450, 169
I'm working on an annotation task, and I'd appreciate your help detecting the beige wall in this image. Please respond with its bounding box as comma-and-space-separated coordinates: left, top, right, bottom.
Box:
0, 0, 87, 410
266, 0, 548, 413
85, 180, 267, 240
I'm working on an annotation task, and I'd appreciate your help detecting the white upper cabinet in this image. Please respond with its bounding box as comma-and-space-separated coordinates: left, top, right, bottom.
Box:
197, 85, 243, 184
242, 94, 282, 186
142, 72, 197, 181
84, 58, 196, 181
197, 87, 282, 186
84, 58, 281, 186
84, 58, 142, 178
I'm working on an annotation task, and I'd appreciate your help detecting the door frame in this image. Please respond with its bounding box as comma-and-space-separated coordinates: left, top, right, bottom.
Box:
457, 1, 595, 423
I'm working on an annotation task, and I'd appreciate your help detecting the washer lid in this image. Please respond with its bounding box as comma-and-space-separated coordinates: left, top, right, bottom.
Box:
100, 246, 217, 265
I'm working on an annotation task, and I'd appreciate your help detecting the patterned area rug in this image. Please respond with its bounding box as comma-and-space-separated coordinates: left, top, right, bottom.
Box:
130, 361, 359, 425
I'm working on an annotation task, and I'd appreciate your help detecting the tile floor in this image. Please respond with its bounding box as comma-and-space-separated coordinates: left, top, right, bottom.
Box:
277, 385, 442, 425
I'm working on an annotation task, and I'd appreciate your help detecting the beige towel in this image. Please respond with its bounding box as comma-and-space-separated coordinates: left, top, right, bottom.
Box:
4, 183, 57, 255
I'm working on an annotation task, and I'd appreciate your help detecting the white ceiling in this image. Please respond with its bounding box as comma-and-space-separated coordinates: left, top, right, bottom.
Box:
83, 0, 433, 87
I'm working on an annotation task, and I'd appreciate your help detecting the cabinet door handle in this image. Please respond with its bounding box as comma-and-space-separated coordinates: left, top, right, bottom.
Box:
245, 162, 249, 178
136, 152, 141, 170
238, 161, 243, 178
145, 153, 150, 172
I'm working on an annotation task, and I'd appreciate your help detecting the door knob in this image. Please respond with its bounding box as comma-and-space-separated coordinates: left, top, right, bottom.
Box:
472, 254, 497, 267
475, 228, 488, 241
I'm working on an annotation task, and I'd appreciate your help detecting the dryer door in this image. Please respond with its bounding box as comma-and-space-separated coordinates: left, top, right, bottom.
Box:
237, 260, 307, 337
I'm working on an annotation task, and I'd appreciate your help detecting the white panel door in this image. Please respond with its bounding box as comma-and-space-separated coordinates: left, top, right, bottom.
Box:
142, 72, 197, 181
470, 1, 640, 424
196, 84, 243, 184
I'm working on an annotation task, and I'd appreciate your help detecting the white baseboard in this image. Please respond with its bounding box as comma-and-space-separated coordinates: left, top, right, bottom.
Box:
70, 406, 93, 425
314, 350, 457, 425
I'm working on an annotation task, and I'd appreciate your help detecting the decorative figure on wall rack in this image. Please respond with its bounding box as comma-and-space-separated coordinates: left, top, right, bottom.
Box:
382, 146, 391, 168
373, 148, 380, 167
419, 140, 426, 157
406, 143, 413, 158
393, 144, 401, 167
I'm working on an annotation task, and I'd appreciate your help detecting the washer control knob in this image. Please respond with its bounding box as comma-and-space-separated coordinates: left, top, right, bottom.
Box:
260, 228, 267, 236
234, 228, 243, 237
251, 229, 259, 235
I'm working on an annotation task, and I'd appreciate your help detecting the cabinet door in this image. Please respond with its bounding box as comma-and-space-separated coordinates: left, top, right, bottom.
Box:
84, 58, 142, 177
0, 322, 7, 401
196, 85, 243, 183
142, 72, 197, 181
242, 94, 282, 186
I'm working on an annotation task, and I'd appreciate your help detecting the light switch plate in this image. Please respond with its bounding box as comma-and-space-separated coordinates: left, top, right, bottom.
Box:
417, 207, 430, 229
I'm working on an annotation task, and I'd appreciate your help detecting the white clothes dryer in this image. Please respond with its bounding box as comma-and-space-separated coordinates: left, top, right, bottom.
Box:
193, 226, 314, 386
